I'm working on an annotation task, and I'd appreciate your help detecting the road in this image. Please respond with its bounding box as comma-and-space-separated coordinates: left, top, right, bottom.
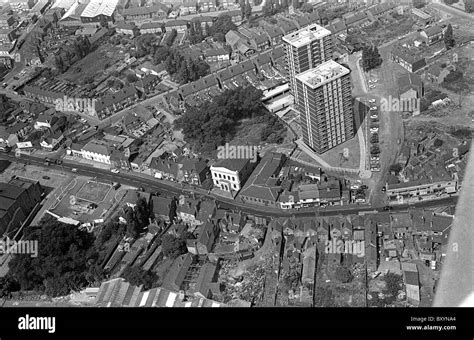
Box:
0, 152, 457, 220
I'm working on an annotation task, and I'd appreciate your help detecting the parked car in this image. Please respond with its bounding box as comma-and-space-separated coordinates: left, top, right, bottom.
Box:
370, 106, 378, 111
370, 127, 379, 133
370, 114, 378, 119
111, 169, 120, 174
368, 99, 376, 104
72, 168, 78, 173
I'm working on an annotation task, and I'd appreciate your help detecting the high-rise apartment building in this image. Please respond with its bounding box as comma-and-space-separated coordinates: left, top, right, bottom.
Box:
282, 23, 334, 102
295, 60, 354, 153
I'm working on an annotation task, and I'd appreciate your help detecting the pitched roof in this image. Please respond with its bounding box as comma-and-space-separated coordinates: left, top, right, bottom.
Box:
149, 157, 180, 177
81, 0, 119, 18
424, 25, 443, 37
82, 140, 110, 156
95, 85, 137, 112
212, 158, 250, 172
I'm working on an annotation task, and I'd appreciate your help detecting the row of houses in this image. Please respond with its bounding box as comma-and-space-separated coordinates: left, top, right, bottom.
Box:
163, 45, 286, 110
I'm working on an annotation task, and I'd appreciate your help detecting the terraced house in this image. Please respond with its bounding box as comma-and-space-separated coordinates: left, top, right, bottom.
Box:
94, 85, 138, 119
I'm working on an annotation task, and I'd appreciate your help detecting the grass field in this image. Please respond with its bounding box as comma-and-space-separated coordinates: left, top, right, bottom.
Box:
76, 181, 111, 204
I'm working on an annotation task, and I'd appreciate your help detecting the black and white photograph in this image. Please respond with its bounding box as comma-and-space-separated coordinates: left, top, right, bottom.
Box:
0, 0, 473, 338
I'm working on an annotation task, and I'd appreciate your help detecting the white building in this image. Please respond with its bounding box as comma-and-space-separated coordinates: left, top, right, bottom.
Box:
81, 140, 111, 164
210, 158, 255, 194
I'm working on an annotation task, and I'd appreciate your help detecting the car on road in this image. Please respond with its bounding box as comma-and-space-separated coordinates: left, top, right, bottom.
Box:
381, 187, 386, 192
383, 205, 391, 210
370, 113, 378, 118
72, 168, 78, 173
370, 106, 377, 111
369, 84, 376, 89
138, 187, 145, 192
368, 99, 376, 104
42, 176, 50, 180
370, 127, 379, 133
371, 156, 380, 162
371, 167, 380, 172
111, 169, 120, 174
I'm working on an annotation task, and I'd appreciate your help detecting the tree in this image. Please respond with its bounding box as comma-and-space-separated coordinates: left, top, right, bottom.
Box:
122, 266, 158, 290
208, 14, 236, 40
161, 234, 188, 259
444, 24, 455, 50
153, 46, 170, 64
7, 216, 98, 297
335, 266, 353, 283
433, 138, 444, 148
127, 73, 139, 83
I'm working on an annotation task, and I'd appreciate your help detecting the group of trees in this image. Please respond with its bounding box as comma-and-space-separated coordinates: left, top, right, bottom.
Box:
54, 36, 92, 74
123, 197, 151, 239
0, 94, 14, 123
121, 266, 158, 290
207, 14, 237, 43
174, 86, 285, 153
260, 114, 287, 144
184, 14, 238, 45
161, 233, 190, 259
239, 0, 252, 20
262, 0, 293, 17
164, 49, 210, 84
465, 0, 474, 12
413, 0, 426, 8
362, 46, 383, 72
188, 22, 206, 45
134, 33, 161, 58
6, 216, 104, 297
